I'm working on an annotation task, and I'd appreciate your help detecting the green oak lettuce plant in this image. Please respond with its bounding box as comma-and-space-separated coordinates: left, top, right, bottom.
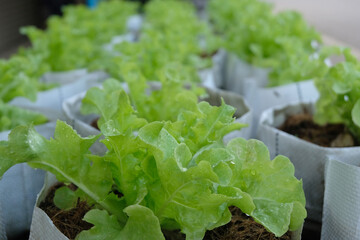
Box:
0, 88, 306, 239
21, 0, 138, 73
314, 47, 360, 141
81, 70, 207, 125
0, 0, 138, 103
208, 0, 323, 87
113, 0, 220, 82
0, 54, 50, 103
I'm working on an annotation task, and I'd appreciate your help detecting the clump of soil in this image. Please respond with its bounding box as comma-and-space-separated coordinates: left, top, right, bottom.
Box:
39, 184, 93, 240
90, 118, 99, 130
204, 207, 291, 240
280, 112, 357, 148
164, 207, 291, 240
200, 49, 219, 59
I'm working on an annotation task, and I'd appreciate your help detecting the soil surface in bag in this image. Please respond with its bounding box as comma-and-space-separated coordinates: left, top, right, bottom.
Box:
164, 206, 291, 240
90, 118, 99, 130
41, 185, 291, 240
199, 49, 219, 59
279, 112, 358, 148
39, 184, 93, 239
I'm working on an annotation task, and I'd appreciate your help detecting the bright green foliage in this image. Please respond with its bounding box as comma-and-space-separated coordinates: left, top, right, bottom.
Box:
314, 47, 360, 141
124, 70, 205, 122
77, 207, 165, 240
0, 87, 306, 238
81, 79, 147, 136
113, 0, 220, 82
208, 0, 323, 86
0, 102, 47, 132
0, 1, 138, 103
21, 0, 138, 72
0, 55, 48, 102
81, 77, 244, 146
227, 138, 306, 235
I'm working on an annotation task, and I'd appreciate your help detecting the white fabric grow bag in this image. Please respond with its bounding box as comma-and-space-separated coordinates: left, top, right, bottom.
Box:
321, 159, 360, 240
62, 86, 253, 153
220, 54, 319, 137
0, 201, 6, 240
258, 102, 360, 222
222, 53, 269, 97
29, 173, 303, 240
10, 71, 109, 120
198, 49, 227, 90
0, 121, 56, 238
126, 14, 143, 35
40, 69, 88, 86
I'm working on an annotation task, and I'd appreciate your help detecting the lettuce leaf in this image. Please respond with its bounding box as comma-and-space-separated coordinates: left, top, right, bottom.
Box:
81, 79, 147, 136
0, 102, 47, 132
227, 138, 306, 236
77, 206, 165, 240
314, 47, 360, 140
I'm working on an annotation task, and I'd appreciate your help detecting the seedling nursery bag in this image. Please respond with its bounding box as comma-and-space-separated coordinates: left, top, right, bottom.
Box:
258, 102, 360, 223
29, 174, 303, 240
321, 159, 360, 240
0, 121, 56, 238
198, 49, 227, 90
10, 71, 109, 120
0, 201, 6, 240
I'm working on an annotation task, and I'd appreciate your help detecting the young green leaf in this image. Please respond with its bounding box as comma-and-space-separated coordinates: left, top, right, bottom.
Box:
227, 138, 306, 236
77, 206, 165, 240
81, 79, 147, 136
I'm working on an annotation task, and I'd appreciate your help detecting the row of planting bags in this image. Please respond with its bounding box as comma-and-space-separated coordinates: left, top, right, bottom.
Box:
1, 0, 360, 239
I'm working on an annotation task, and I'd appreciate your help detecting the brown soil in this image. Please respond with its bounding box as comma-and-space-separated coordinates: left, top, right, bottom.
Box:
164, 207, 291, 240
41, 187, 291, 240
279, 112, 357, 148
200, 49, 219, 59
90, 118, 99, 130
39, 184, 93, 240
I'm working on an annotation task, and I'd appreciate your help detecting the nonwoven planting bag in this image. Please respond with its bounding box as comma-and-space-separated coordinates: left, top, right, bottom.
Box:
10, 71, 109, 120
0, 122, 56, 238
30, 174, 303, 240
220, 53, 319, 137
29, 174, 68, 240
221, 53, 270, 96
198, 49, 227, 90
40, 69, 88, 86
126, 14, 143, 35
246, 80, 319, 138
0, 202, 6, 240
258, 102, 360, 222
321, 159, 360, 240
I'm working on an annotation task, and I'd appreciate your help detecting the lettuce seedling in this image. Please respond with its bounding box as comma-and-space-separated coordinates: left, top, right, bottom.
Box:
314, 47, 360, 141
208, 0, 323, 87
0, 88, 306, 239
113, 0, 220, 82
